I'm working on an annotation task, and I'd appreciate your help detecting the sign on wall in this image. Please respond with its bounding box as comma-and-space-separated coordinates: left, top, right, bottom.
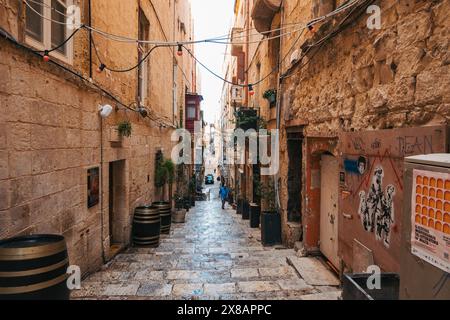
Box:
411, 169, 450, 273
87, 167, 100, 208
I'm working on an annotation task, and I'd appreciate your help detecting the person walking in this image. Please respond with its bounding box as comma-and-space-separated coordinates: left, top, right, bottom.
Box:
219, 184, 229, 210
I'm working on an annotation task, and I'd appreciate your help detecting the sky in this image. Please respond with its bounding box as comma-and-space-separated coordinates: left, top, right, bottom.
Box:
191, 0, 235, 125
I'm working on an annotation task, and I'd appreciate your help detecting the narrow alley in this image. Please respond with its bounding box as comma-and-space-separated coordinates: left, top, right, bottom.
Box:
73, 188, 340, 300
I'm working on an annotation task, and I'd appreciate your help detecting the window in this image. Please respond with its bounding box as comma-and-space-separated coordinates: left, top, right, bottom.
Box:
138, 9, 150, 103
25, 0, 73, 63
187, 104, 196, 120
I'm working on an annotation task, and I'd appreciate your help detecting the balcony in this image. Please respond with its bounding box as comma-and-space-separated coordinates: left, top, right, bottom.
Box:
251, 0, 282, 34
231, 27, 244, 56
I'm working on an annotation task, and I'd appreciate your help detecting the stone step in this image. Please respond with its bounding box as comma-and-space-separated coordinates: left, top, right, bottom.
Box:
287, 256, 340, 286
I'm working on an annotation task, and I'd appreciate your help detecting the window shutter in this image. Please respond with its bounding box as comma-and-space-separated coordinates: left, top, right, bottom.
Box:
237, 51, 245, 82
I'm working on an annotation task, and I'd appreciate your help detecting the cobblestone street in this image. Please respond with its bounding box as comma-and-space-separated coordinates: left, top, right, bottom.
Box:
73, 189, 341, 300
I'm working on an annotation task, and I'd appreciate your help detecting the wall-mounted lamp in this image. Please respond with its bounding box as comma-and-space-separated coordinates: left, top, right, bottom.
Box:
98, 104, 113, 118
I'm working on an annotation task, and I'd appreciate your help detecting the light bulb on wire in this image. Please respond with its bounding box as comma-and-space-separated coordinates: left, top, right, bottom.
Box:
43, 51, 50, 62
248, 84, 255, 96
96, 63, 106, 73
177, 44, 183, 56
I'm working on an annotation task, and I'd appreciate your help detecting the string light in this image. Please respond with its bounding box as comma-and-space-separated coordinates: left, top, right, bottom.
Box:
43, 50, 50, 62
177, 44, 183, 56
23, 0, 360, 47
248, 84, 255, 96
96, 63, 106, 73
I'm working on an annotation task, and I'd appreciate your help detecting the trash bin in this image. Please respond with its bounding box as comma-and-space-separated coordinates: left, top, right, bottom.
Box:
342, 273, 400, 300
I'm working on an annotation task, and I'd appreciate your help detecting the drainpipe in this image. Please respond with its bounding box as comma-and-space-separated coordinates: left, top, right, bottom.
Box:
274, 1, 285, 210
88, 0, 92, 78
90, 0, 106, 264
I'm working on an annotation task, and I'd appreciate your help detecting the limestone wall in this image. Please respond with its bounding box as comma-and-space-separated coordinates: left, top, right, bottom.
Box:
0, 0, 196, 275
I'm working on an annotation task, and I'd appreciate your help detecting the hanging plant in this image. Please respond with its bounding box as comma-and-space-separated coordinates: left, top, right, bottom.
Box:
117, 120, 132, 137
263, 89, 276, 100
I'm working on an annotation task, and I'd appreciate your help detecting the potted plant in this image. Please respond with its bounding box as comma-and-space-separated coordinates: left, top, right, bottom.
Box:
263, 89, 277, 106
154, 151, 168, 201
188, 175, 196, 207
117, 120, 132, 138
250, 178, 262, 228
260, 180, 281, 246
163, 159, 175, 203
172, 192, 186, 223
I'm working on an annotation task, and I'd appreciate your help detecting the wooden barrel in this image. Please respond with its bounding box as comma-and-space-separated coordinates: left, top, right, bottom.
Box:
152, 202, 172, 234
133, 206, 161, 247
0, 234, 70, 300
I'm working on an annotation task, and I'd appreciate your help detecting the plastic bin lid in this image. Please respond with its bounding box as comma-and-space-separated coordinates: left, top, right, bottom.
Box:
405, 153, 450, 168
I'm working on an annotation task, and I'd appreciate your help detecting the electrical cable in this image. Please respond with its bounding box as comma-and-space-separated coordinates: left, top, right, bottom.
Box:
91, 35, 169, 73
33, 26, 83, 53
24, 0, 360, 47
281, 0, 373, 80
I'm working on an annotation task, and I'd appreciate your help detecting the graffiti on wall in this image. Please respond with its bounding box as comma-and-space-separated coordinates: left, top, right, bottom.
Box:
344, 156, 368, 175
357, 166, 396, 248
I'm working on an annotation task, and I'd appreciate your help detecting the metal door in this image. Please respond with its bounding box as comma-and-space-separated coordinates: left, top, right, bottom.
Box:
320, 154, 339, 268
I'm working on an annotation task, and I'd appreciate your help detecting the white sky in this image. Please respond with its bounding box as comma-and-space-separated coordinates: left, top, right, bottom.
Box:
191, 0, 235, 125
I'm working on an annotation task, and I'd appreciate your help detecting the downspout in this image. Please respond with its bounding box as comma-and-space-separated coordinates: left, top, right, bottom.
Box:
274, 1, 284, 210
90, 0, 106, 264
88, 0, 92, 78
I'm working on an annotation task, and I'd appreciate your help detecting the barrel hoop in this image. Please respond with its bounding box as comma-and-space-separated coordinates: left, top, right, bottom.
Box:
0, 273, 69, 295
134, 217, 160, 222
133, 235, 160, 241
133, 220, 161, 224
0, 258, 69, 278
0, 242, 67, 261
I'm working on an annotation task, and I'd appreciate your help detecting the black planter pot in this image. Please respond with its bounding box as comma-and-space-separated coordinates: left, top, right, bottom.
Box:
249, 203, 261, 228
261, 211, 281, 246
242, 200, 250, 220
236, 198, 243, 215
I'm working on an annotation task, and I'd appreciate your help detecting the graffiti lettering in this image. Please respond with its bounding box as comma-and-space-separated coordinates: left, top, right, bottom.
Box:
371, 138, 381, 150
397, 135, 434, 156
351, 137, 366, 152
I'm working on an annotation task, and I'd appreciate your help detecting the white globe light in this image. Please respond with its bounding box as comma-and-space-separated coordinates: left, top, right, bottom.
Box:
98, 104, 113, 118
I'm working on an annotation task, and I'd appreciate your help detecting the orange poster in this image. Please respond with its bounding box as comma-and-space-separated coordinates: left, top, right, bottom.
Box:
411, 170, 450, 273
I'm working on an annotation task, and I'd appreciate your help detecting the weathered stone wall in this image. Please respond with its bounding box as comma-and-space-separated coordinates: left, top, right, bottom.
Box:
0, 0, 195, 276
276, 0, 450, 247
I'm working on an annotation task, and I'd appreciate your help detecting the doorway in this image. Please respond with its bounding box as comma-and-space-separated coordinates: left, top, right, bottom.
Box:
320, 154, 339, 268
287, 132, 303, 223
108, 160, 126, 249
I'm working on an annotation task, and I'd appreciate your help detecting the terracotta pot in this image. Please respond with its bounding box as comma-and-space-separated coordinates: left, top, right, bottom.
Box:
172, 209, 186, 223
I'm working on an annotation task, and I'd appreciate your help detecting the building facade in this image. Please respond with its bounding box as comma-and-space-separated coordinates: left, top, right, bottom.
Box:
221, 0, 449, 281
0, 0, 198, 276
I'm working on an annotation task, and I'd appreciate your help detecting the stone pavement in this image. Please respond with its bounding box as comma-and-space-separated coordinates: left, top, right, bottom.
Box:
72, 196, 342, 300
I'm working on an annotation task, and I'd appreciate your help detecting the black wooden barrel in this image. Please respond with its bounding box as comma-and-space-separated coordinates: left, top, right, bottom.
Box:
242, 200, 250, 220
133, 206, 161, 247
0, 234, 70, 300
152, 202, 172, 234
